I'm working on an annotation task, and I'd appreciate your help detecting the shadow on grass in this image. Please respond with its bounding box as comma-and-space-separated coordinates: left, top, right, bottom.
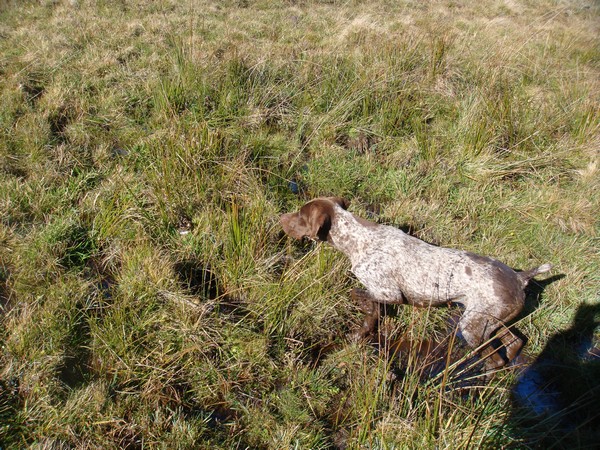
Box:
48, 105, 73, 144
56, 297, 94, 390
57, 255, 117, 390
521, 274, 566, 318
508, 302, 600, 448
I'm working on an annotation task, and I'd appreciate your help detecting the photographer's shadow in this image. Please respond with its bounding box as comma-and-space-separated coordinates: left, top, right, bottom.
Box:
509, 300, 600, 447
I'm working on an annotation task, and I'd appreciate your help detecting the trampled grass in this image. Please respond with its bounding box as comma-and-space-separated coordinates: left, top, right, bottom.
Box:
0, 0, 598, 448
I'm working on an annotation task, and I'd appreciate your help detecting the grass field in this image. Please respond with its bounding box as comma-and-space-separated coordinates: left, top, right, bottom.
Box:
0, 0, 598, 448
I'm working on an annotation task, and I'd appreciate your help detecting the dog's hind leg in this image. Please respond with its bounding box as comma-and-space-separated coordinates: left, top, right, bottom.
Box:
458, 307, 524, 371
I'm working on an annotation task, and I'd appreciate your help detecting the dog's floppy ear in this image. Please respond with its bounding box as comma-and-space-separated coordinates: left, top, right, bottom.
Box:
280, 198, 342, 241
302, 200, 333, 241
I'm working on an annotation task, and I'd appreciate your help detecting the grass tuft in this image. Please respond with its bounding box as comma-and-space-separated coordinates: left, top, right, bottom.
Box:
0, 0, 598, 448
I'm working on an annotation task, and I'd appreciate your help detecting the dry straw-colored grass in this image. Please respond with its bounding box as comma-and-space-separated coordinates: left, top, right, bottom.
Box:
1, 0, 598, 448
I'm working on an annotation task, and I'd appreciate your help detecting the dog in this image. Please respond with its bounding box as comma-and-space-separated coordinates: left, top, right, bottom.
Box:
280, 197, 552, 369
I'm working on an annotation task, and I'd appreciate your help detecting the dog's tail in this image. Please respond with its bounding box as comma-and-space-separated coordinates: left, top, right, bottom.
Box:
517, 263, 552, 287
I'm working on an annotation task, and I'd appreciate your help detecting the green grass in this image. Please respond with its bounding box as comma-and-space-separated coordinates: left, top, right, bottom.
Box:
1, 0, 599, 448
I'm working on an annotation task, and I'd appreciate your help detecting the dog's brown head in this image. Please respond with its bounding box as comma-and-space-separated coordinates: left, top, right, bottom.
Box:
280, 197, 349, 241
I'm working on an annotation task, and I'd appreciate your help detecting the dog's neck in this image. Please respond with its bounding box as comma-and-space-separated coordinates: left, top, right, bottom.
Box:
327, 206, 375, 260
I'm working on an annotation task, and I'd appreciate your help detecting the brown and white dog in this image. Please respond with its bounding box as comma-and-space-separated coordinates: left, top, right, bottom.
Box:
280, 197, 551, 369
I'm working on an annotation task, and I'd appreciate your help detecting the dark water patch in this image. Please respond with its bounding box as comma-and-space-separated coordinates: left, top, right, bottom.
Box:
286, 164, 308, 196
288, 179, 300, 194
205, 400, 240, 428
512, 359, 562, 418
173, 259, 256, 327
509, 302, 600, 447
96, 277, 115, 301
174, 260, 220, 300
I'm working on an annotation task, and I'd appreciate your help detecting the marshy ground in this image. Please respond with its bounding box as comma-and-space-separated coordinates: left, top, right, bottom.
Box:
0, 0, 598, 448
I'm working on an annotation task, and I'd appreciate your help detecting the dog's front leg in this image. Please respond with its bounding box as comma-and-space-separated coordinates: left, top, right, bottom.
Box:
350, 288, 381, 340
